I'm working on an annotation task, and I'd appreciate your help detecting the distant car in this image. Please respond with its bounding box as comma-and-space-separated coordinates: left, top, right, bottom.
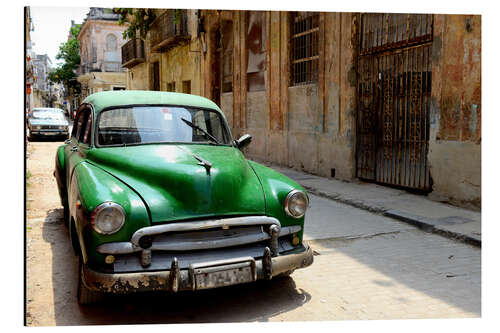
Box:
27, 108, 69, 140
54, 91, 313, 304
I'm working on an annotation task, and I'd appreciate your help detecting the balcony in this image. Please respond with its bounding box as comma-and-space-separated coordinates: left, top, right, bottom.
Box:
121, 38, 145, 68
149, 9, 190, 53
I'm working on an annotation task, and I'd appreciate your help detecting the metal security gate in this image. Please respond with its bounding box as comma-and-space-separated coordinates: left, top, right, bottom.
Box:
356, 13, 433, 191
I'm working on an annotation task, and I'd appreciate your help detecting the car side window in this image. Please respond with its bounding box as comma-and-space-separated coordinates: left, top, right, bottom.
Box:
70, 113, 80, 139
77, 110, 91, 143
73, 111, 86, 141
82, 111, 92, 145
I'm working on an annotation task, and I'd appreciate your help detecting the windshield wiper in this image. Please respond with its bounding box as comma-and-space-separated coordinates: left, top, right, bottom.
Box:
180, 118, 220, 144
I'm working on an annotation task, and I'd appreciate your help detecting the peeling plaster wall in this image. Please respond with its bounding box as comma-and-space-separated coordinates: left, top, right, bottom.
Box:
428, 141, 481, 208
429, 14, 481, 208
160, 44, 201, 94
220, 93, 233, 128
126, 63, 149, 90
287, 85, 321, 172
244, 91, 268, 159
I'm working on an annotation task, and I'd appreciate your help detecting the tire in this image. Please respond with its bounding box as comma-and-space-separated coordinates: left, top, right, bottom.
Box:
77, 255, 105, 305
69, 220, 80, 255
63, 203, 69, 228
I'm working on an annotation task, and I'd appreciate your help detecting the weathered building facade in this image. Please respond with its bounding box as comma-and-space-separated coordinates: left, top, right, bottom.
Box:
121, 9, 201, 94
77, 8, 128, 99
32, 53, 55, 107
123, 10, 481, 208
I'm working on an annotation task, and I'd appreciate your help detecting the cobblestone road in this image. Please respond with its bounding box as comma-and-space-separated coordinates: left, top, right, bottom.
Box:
26, 141, 480, 326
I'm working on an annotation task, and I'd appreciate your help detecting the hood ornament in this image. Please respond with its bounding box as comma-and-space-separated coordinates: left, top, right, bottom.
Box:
193, 154, 212, 175
175, 146, 213, 175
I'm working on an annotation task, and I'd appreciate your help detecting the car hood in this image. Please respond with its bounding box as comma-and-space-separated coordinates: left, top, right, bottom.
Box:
87, 144, 266, 223
29, 118, 68, 126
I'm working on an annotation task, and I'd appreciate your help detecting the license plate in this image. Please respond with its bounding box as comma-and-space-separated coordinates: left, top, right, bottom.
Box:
194, 262, 255, 290
43, 132, 58, 136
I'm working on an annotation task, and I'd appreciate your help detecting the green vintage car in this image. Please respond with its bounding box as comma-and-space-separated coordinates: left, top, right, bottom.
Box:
54, 90, 313, 304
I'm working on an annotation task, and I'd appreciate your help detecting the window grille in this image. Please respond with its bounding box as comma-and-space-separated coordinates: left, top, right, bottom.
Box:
290, 12, 319, 86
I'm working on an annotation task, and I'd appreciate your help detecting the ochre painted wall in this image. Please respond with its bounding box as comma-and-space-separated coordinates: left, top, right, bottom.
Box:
428, 14, 481, 208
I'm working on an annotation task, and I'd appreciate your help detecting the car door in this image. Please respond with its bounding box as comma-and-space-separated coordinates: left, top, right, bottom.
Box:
65, 106, 93, 213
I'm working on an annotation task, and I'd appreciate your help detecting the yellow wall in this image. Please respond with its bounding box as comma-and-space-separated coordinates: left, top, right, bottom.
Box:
160, 43, 202, 95
126, 63, 150, 90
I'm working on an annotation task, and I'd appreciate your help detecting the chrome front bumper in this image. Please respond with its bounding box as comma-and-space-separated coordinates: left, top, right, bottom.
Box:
82, 243, 314, 294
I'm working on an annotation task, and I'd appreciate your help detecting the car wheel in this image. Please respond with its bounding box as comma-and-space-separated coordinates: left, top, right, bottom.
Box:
69, 219, 80, 255
77, 255, 105, 305
27, 129, 33, 141
63, 203, 69, 228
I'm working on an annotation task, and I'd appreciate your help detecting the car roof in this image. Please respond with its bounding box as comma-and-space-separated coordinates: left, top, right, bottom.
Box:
83, 90, 222, 114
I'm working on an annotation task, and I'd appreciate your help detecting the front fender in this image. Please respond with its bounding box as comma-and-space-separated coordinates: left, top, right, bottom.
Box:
70, 162, 150, 266
247, 161, 307, 243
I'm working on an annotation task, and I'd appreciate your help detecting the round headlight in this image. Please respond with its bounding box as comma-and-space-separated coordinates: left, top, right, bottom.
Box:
90, 202, 125, 235
284, 190, 309, 218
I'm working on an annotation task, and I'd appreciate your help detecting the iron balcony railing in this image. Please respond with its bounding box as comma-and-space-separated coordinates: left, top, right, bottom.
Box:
121, 38, 146, 68
149, 9, 189, 53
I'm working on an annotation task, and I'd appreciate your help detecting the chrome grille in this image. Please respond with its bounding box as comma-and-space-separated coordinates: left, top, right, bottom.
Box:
97, 216, 302, 271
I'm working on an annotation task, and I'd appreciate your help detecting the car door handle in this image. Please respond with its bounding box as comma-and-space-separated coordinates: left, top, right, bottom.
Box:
71, 146, 78, 152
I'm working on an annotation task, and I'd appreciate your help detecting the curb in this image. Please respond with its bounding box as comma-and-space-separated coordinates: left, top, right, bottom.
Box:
383, 210, 481, 248
302, 185, 386, 214
302, 185, 481, 248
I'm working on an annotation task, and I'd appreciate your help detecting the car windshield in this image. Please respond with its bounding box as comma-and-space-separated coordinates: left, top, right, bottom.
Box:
97, 106, 232, 146
32, 110, 65, 120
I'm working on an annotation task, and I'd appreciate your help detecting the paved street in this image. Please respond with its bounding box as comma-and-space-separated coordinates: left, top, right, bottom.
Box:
26, 141, 480, 326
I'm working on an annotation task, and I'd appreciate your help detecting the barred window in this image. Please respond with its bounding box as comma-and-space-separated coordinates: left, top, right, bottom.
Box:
290, 12, 319, 86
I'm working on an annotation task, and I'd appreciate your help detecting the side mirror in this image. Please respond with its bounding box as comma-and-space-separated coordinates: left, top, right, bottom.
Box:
235, 134, 252, 149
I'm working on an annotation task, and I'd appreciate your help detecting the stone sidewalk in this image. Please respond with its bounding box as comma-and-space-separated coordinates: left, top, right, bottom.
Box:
267, 164, 481, 247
